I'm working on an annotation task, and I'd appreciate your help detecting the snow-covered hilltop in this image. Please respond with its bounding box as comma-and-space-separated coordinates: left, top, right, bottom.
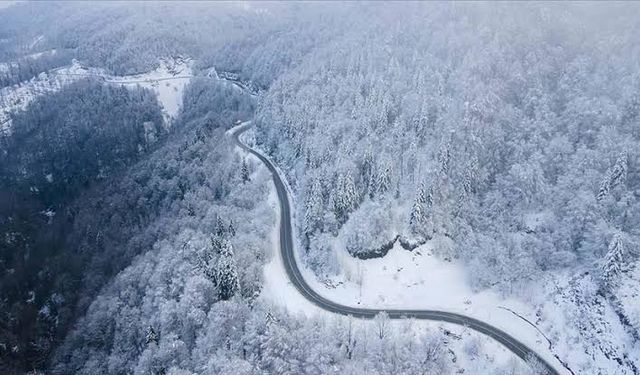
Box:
0, 57, 192, 133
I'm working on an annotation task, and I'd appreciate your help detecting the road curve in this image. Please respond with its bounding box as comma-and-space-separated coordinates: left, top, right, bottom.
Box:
231, 123, 560, 375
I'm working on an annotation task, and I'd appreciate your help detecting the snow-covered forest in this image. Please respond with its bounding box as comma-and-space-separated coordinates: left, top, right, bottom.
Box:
0, 2, 639, 374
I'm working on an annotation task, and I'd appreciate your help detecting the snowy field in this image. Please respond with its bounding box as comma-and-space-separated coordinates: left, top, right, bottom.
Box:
0, 57, 192, 133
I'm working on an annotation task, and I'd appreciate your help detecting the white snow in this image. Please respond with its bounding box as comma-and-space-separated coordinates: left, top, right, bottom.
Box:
259, 183, 325, 316
618, 263, 640, 333
298, 241, 568, 373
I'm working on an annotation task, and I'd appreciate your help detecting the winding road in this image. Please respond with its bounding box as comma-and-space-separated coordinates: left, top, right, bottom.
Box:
231, 123, 561, 375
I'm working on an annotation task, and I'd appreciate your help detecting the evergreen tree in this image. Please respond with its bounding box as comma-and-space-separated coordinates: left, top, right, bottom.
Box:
241, 158, 250, 183
362, 149, 375, 198
145, 325, 159, 345
196, 241, 217, 283
228, 220, 236, 237
597, 171, 611, 202
375, 164, 392, 196
597, 151, 628, 201
610, 151, 628, 189
332, 171, 358, 224
462, 156, 478, 195
410, 184, 434, 238
304, 178, 324, 236
216, 240, 240, 300
601, 233, 625, 292
416, 183, 427, 204
410, 200, 426, 233
437, 140, 451, 176
215, 216, 226, 238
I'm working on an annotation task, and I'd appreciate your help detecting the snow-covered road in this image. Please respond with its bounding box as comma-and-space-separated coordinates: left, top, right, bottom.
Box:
230, 122, 564, 375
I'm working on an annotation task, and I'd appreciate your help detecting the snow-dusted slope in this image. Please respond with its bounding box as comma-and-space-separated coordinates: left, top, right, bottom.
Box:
95, 57, 192, 123
0, 57, 192, 134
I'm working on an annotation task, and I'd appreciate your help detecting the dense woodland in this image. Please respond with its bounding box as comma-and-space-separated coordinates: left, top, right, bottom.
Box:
0, 2, 639, 374
0, 79, 165, 370
254, 4, 640, 295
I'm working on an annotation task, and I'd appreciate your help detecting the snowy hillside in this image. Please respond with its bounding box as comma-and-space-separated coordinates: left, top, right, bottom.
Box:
0, 57, 192, 133
1, 2, 639, 374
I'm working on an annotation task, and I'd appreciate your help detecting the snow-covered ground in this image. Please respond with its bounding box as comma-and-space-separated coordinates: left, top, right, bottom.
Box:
255, 161, 546, 374
227, 128, 553, 373
97, 57, 192, 122
233, 121, 638, 374
617, 263, 640, 334
0, 57, 192, 133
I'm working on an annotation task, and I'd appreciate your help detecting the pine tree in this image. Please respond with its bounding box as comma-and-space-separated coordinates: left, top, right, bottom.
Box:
416, 183, 427, 204
304, 178, 324, 235
425, 185, 434, 209
601, 233, 625, 292
362, 149, 374, 197
196, 239, 217, 282
228, 220, 236, 237
462, 156, 478, 194
241, 158, 250, 183
597, 151, 628, 201
146, 325, 158, 345
375, 164, 392, 196
410, 184, 433, 238
410, 200, 425, 232
215, 216, 226, 238
610, 151, 628, 189
216, 240, 240, 300
332, 171, 358, 224
437, 140, 451, 176
597, 170, 611, 201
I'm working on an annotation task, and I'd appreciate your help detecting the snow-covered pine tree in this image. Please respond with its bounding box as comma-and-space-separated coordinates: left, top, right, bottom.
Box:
462, 156, 478, 195
437, 140, 451, 176
410, 183, 434, 238
304, 178, 324, 236
425, 185, 434, 210
210, 235, 224, 255
362, 149, 375, 198
228, 220, 236, 237
332, 171, 358, 224
216, 240, 240, 300
343, 172, 358, 215
196, 239, 217, 283
601, 233, 625, 292
375, 163, 392, 196
410, 200, 426, 233
215, 216, 226, 237
241, 158, 250, 183
145, 325, 158, 345
610, 151, 628, 189
416, 183, 427, 204
410, 184, 426, 232
597, 151, 628, 201
597, 170, 611, 201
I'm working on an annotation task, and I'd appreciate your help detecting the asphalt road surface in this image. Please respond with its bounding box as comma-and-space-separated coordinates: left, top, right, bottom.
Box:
231, 123, 560, 375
